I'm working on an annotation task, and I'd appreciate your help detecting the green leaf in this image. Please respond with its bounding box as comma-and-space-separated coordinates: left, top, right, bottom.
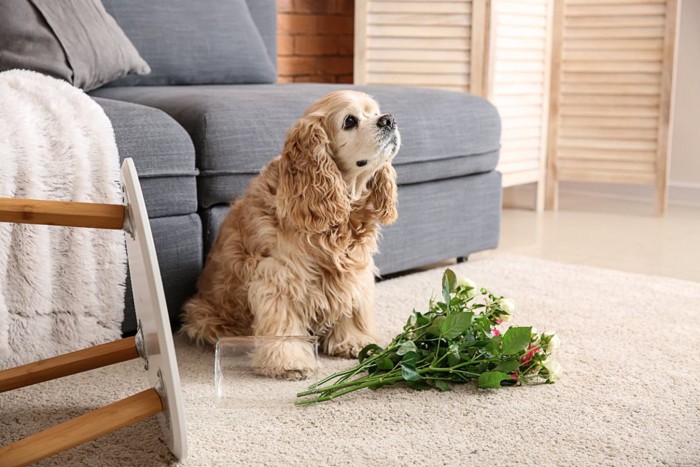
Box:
376, 357, 395, 371
473, 339, 489, 348
440, 311, 473, 339
401, 363, 423, 382
442, 268, 456, 295
416, 313, 430, 327
426, 315, 446, 336
358, 343, 382, 363
401, 351, 419, 366
406, 312, 430, 332
478, 371, 511, 388
461, 333, 476, 347
442, 268, 456, 305
494, 359, 520, 373
485, 336, 502, 355
396, 340, 418, 356
434, 380, 451, 392
501, 327, 532, 356
445, 342, 462, 366
406, 380, 432, 391
447, 353, 460, 367
407, 313, 417, 327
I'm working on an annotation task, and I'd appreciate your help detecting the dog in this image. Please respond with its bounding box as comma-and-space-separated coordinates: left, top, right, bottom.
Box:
180, 90, 400, 379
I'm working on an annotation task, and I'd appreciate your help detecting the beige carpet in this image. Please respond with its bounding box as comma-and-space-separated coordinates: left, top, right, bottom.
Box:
2, 255, 699, 466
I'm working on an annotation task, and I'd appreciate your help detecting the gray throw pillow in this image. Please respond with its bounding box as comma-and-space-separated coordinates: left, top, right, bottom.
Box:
0, 1, 73, 84
32, 0, 151, 91
0, 0, 150, 92
100, 0, 277, 86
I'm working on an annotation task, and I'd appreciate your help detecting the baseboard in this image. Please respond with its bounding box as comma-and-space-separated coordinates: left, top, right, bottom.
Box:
559, 181, 700, 207
668, 182, 700, 206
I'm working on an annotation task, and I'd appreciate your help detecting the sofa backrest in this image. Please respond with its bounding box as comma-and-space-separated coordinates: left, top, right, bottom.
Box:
101, 0, 278, 86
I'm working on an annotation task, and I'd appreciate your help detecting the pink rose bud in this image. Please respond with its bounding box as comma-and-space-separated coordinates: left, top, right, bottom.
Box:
492, 328, 501, 337
520, 346, 541, 363
510, 372, 519, 380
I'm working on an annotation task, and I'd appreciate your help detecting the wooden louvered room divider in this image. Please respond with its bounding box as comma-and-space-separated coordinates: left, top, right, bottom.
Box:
546, 0, 679, 213
485, 0, 553, 210
354, 0, 489, 94
354, 0, 553, 209
354, 0, 680, 213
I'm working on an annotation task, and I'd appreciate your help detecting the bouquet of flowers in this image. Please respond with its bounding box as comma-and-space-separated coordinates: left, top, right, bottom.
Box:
296, 269, 561, 405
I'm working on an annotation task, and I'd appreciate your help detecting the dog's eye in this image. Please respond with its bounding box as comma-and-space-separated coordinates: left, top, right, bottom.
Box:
343, 115, 358, 130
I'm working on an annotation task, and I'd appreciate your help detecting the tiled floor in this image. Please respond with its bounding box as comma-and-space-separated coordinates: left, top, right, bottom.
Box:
473, 192, 700, 283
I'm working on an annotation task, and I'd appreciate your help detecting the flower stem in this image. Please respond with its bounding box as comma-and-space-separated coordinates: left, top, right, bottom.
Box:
297, 363, 488, 400
296, 375, 405, 405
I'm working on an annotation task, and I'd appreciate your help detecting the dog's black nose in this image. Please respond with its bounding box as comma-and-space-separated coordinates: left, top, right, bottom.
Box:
377, 114, 395, 130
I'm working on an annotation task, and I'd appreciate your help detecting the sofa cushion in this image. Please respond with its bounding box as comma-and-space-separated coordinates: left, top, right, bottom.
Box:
93, 97, 198, 217
123, 213, 202, 335
91, 83, 501, 208
201, 171, 501, 276
100, 0, 276, 87
0, 0, 150, 91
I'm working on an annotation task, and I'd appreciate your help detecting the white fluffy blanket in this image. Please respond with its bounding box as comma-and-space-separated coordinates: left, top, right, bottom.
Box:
0, 70, 126, 368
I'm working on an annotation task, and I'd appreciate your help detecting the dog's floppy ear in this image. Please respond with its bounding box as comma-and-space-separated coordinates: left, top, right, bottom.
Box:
367, 163, 398, 225
277, 116, 350, 233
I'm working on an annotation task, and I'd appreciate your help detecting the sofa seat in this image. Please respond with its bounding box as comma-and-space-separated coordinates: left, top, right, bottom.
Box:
203, 170, 501, 275
94, 97, 202, 333
91, 84, 501, 209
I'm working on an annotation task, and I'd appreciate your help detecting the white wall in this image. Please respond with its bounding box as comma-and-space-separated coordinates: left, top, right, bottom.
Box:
668, 0, 700, 199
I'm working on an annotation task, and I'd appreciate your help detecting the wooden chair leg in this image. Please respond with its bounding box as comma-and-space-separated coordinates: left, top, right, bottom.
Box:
0, 337, 138, 393
0, 198, 125, 230
0, 388, 163, 467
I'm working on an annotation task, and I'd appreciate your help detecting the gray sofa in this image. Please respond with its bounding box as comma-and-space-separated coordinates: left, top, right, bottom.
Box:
88, 0, 502, 335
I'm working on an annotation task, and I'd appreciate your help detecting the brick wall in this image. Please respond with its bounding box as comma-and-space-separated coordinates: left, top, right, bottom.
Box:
277, 0, 354, 84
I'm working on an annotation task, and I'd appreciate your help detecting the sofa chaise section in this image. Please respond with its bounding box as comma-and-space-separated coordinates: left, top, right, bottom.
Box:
91, 84, 502, 275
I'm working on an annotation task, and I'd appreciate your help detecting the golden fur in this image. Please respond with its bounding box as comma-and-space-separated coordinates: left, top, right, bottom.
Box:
180, 91, 400, 378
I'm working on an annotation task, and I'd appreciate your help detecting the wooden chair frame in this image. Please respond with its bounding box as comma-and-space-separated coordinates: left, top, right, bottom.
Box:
0, 159, 187, 466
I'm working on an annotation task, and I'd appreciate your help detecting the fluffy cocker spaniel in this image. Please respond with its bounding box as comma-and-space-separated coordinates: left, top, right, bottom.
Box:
181, 90, 400, 379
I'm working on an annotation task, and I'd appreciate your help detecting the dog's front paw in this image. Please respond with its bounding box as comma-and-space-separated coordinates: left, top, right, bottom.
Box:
250, 339, 317, 380
326, 335, 376, 359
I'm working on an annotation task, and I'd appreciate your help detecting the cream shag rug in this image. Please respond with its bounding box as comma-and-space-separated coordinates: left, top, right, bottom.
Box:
1, 255, 698, 466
